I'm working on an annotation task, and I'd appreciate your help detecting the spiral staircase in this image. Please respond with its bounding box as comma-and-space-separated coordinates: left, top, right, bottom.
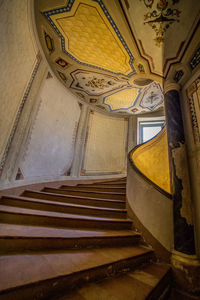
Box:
0, 176, 172, 300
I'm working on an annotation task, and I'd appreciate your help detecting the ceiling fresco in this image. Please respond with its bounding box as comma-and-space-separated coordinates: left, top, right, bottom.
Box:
103, 86, 142, 112
123, 0, 200, 76
70, 70, 129, 96
35, 0, 200, 115
43, 0, 135, 77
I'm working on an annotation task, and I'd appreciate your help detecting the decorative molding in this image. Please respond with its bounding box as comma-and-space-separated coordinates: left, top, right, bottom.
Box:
57, 71, 67, 83
164, 81, 180, 94
0, 54, 42, 173
138, 63, 145, 73
55, 57, 71, 69
190, 46, 200, 70
138, 40, 155, 69
163, 41, 185, 73
174, 70, 184, 83
44, 31, 54, 53
187, 78, 200, 144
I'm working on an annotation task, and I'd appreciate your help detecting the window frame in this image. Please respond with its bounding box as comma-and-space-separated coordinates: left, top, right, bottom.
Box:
137, 116, 165, 144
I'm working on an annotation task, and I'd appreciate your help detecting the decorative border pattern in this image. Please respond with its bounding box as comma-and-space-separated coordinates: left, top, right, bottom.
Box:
190, 46, 200, 70
187, 79, 200, 144
43, 0, 136, 77
174, 70, 184, 83
0, 54, 41, 173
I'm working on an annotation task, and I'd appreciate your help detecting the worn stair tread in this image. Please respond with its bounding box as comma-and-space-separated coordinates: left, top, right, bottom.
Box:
0, 223, 138, 239
42, 187, 126, 201
61, 185, 126, 190
0, 245, 153, 292
23, 190, 126, 203
0, 205, 132, 223
1, 195, 127, 214
92, 182, 126, 186
58, 187, 126, 195
55, 263, 170, 300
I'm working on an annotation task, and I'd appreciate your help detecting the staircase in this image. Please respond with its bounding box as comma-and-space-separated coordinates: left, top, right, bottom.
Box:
0, 178, 171, 300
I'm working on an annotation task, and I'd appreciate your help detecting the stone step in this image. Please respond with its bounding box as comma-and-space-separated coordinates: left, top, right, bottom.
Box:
0, 223, 141, 253
0, 245, 154, 300
42, 187, 126, 200
0, 205, 132, 230
77, 183, 126, 188
22, 190, 126, 209
0, 195, 127, 219
95, 181, 126, 185
55, 263, 171, 300
60, 185, 126, 193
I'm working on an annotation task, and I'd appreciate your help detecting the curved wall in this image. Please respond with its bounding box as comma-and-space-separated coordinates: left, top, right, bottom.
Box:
18, 75, 81, 179
132, 127, 171, 194
0, 0, 38, 166
127, 159, 173, 255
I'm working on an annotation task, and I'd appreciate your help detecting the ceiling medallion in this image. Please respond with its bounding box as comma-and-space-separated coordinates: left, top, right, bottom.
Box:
143, 0, 181, 47
139, 82, 163, 110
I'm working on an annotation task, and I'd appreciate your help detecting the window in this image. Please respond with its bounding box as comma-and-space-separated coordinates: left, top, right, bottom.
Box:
137, 117, 165, 144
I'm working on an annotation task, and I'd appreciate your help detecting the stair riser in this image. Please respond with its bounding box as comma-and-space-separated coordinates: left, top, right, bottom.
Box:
1, 198, 127, 219
22, 191, 126, 209
60, 186, 126, 193
100, 180, 126, 185
0, 236, 141, 254
0, 212, 132, 230
42, 188, 126, 200
0, 251, 154, 300
147, 270, 172, 300
77, 184, 126, 188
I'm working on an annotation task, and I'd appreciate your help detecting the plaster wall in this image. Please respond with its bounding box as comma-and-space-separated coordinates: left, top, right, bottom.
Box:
0, 0, 38, 164
127, 159, 173, 252
83, 112, 128, 174
18, 76, 81, 178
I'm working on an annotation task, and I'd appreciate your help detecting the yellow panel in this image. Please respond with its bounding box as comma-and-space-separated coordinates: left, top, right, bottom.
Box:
132, 127, 171, 194
104, 87, 141, 111
49, 0, 133, 75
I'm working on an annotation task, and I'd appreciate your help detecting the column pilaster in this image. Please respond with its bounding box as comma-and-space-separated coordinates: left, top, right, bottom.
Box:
164, 81, 195, 255
70, 104, 90, 178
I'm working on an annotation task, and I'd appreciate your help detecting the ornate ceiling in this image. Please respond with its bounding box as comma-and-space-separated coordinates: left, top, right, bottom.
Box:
34, 0, 200, 115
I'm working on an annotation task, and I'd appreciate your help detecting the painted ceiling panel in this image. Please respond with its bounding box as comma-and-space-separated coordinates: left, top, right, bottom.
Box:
70, 70, 129, 96
103, 87, 142, 111
43, 0, 136, 76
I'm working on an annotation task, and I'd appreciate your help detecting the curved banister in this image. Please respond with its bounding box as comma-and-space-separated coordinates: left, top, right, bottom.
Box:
129, 126, 172, 199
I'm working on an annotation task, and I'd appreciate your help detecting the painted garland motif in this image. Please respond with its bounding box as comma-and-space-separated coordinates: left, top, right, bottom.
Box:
142, 0, 181, 47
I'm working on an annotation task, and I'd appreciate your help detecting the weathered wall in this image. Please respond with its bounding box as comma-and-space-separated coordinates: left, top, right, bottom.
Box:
0, 0, 38, 165
18, 76, 81, 179
83, 112, 128, 175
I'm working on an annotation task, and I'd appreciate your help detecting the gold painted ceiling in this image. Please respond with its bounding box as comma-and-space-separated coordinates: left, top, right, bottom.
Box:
34, 0, 200, 115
